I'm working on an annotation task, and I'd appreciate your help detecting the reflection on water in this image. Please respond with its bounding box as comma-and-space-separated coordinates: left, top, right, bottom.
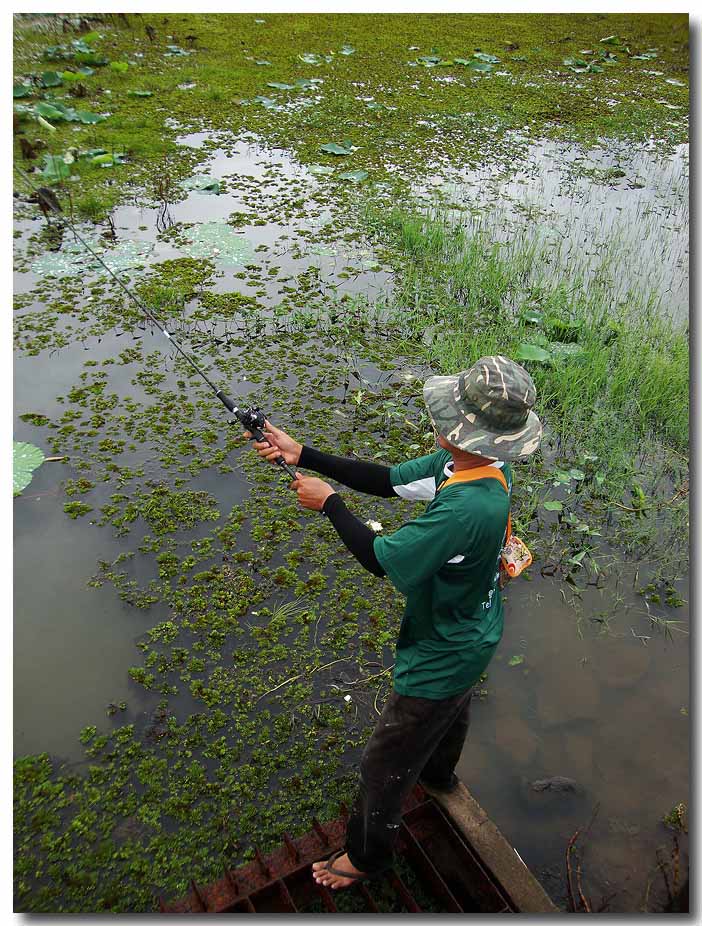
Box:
416, 137, 689, 323
458, 573, 689, 911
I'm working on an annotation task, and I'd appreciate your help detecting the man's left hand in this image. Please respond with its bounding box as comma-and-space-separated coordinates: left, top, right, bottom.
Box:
290, 473, 336, 511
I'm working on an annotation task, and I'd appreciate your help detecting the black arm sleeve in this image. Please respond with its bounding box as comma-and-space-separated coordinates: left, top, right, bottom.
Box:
321, 494, 386, 577
299, 446, 395, 497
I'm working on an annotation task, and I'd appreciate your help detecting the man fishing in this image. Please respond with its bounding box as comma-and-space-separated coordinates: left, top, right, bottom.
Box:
246, 355, 542, 890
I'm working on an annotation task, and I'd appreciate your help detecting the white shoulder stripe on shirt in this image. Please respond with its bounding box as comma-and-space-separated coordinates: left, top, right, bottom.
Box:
393, 459, 505, 502
392, 475, 437, 501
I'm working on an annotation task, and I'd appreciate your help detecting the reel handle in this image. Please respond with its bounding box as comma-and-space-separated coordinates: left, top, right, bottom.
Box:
215, 393, 298, 481
242, 411, 298, 481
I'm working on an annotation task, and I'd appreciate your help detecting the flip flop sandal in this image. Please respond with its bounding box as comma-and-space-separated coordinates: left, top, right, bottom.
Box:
323, 850, 370, 881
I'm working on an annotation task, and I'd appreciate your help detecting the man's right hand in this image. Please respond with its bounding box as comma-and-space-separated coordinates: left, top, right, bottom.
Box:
243, 420, 302, 467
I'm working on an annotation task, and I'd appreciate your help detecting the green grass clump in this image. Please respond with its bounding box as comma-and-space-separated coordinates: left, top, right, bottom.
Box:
370, 205, 689, 467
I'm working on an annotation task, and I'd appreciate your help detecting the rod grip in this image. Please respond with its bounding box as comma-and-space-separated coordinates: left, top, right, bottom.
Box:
215, 390, 235, 412
249, 424, 297, 478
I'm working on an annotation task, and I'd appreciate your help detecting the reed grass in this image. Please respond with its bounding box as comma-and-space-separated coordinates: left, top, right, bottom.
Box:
366, 203, 688, 471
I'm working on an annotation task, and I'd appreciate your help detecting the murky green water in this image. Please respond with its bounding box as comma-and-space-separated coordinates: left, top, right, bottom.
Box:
14, 131, 688, 912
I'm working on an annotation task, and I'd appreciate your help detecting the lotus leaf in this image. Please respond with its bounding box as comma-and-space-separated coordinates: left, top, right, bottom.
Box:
599, 34, 621, 45
110, 60, 129, 73
127, 90, 153, 97
467, 60, 493, 72
543, 501, 563, 512
76, 110, 108, 124
340, 45, 356, 55
267, 82, 295, 90
320, 141, 353, 155
75, 52, 109, 67
34, 101, 73, 122
40, 71, 63, 87
255, 60, 272, 66
182, 175, 221, 195
164, 45, 190, 57
298, 53, 331, 65
181, 222, 254, 266
254, 96, 279, 109
61, 70, 83, 81
473, 52, 500, 63
515, 343, 551, 363
13, 84, 33, 98
32, 237, 153, 278
41, 154, 70, 182
338, 169, 368, 182
308, 165, 335, 175
508, 655, 525, 666
14, 442, 45, 496
91, 152, 126, 167
43, 44, 73, 61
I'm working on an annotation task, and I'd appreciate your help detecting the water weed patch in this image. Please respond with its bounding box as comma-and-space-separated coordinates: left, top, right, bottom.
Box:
13, 12, 687, 914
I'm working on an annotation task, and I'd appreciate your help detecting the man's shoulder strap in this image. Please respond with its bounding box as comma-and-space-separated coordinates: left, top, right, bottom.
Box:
438, 466, 509, 494
439, 465, 512, 543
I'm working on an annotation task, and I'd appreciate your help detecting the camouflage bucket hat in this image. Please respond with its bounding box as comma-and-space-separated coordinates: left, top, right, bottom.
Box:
423, 355, 543, 461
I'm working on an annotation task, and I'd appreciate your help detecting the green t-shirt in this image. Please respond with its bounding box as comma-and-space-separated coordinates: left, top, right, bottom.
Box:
373, 450, 512, 699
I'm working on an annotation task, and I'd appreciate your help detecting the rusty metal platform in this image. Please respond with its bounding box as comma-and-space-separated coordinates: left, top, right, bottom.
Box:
160, 786, 517, 913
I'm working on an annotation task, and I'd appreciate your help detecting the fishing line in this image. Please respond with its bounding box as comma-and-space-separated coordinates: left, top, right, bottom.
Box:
14, 166, 297, 480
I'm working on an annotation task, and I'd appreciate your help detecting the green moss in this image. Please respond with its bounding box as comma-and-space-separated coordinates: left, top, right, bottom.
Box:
63, 501, 93, 519
13, 13, 687, 221
195, 291, 261, 318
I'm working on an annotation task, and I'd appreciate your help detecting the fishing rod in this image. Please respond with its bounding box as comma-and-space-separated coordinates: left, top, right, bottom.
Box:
14, 166, 298, 481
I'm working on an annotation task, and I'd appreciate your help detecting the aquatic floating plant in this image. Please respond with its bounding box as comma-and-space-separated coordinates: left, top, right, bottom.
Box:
13, 441, 45, 496
253, 96, 279, 110
338, 169, 369, 182
179, 222, 254, 266
181, 175, 221, 195
40, 70, 63, 87
320, 141, 354, 156
41, 153, 70, 182
298, 52, 333, 66
31, 237, 153, 279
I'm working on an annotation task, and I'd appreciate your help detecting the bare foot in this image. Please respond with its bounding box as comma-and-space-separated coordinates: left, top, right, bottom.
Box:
312, 852, 366, 890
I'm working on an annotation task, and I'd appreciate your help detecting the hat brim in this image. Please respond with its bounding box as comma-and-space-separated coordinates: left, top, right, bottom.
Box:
423, 374, 543, 461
